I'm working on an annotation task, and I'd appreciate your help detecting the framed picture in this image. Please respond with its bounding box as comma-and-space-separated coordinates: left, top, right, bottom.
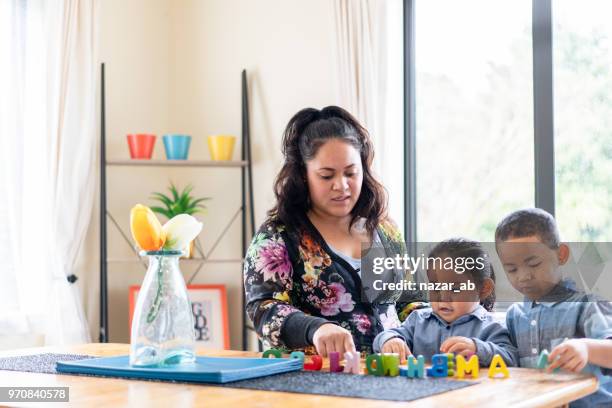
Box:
129, 284, 230, 349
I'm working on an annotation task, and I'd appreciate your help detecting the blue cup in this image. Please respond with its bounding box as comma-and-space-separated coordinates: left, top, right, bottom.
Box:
162, 134, 191, 160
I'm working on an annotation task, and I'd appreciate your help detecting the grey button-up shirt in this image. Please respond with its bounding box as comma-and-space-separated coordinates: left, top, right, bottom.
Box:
373, 305, 518, 366
506, 279, 612, 407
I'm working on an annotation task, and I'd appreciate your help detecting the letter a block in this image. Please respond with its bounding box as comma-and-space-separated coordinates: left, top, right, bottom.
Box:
488, 354, 509, 379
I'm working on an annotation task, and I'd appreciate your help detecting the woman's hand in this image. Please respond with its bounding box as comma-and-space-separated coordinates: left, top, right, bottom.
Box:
312, 323, 356, 358
381, 337, 411, 362
440, 336, 476, 357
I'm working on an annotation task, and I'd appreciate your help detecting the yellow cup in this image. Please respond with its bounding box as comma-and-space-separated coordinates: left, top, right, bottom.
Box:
207, 135, 236, 161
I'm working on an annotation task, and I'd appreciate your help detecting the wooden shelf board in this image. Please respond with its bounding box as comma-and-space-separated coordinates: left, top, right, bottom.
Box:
108, 258, 244, 264
106, 159, 248, 168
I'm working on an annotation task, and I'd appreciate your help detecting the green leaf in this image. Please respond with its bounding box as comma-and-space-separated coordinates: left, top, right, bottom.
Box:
169, 183, 180, 202
178, 192, 190, 212
191, 197, 210, 207
150, 192, 173, 209
150, 206, 173, 219
182, 184, 194, 198
150, 182, 210, 218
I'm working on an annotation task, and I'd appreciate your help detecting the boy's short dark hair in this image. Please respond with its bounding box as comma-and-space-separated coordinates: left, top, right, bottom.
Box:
495, 208, 560, 249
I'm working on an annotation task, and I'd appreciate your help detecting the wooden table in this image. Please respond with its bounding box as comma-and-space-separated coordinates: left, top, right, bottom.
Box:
0, 343, 598, 407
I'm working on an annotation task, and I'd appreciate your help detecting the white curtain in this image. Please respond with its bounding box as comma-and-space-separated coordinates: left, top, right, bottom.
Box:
332, 0, 405, 232
0, 0, 97, 345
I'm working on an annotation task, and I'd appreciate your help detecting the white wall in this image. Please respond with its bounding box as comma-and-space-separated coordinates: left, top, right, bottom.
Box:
77, 0, 336, 349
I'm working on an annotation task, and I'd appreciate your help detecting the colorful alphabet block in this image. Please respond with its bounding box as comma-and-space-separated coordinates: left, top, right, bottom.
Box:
427, 354, 449, 377
536, 349, 549, 369
446, 353, 455, 377
382, 353, 400, 377
455, 354, 479, 379
262, 348, 282, 359
366, 354, 384, 376
488, 354, 509, 379
303, 355, 323, 371
329, 351, 344, 372
289, 351, 305, 364
400, 355, 425, 378
343, 351, 360, 374
536, 349, 560, 373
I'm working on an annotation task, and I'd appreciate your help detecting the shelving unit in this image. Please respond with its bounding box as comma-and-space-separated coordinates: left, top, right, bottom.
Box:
99, 63, 256, 350
106, 159, 248, 167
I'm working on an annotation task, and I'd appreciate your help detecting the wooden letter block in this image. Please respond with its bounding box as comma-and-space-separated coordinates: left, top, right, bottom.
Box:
402, 355, 425, 378
536, 349, 549, 369
488, 354, 509, 379
446, 353, 455, 377
290, 351, 305, 365
365, 354, 384, 376
536, 349, 560, 373
343, 351, 360, 374
329, 351, 344, 372
262, 349, 282, 359
303, 355, 323, 371
427, 353, 448, 377
455, 354, 479, 379
382, 353, 400, 377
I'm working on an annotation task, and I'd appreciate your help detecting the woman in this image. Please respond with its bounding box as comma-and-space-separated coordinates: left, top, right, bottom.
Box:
244, 106, 419, 356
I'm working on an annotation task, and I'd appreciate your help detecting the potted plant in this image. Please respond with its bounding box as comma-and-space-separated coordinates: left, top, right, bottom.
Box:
150, 183, 210, 258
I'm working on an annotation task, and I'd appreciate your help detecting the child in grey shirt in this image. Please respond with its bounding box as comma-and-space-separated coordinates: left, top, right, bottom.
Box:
373, 239, 518, 366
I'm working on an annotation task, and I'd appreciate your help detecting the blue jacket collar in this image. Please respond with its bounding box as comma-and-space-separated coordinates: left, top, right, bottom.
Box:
423, 304, 489, 325
523, 279, 578, 308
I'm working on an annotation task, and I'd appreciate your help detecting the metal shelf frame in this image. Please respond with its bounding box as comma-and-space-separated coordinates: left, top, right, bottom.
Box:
99, 64, 256, 350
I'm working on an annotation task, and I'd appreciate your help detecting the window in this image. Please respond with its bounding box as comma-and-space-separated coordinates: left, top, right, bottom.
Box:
553, 0, 612, 241
404, 0, 612, 243
414, 0, 534, 241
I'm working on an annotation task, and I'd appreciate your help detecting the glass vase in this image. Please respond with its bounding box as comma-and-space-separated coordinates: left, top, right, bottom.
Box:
129, 250, 195, 367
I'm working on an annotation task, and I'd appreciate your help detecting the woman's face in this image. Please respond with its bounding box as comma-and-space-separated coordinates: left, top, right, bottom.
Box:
305, 138, 363, 219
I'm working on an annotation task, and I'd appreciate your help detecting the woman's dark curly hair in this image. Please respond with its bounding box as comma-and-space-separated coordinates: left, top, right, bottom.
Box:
267, 106, 387, 235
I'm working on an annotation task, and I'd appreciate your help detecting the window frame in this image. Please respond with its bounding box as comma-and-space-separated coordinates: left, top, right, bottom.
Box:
402, 0, 556, 243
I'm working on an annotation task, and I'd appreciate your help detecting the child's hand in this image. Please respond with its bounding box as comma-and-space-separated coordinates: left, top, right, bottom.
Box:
381, 337, 411, 362
547, 339, 589, 373
440, 336, 476, 357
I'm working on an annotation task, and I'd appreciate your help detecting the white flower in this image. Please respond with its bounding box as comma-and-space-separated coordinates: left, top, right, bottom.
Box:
162, 214, 203, 251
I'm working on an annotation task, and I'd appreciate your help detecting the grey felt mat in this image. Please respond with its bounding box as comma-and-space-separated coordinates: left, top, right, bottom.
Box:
0, 353, 477, 402
0, 353, 94, 374
223, 370, 476, 401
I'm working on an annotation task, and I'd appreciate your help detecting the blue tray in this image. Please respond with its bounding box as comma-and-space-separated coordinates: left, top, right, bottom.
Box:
56, 355, 302, 383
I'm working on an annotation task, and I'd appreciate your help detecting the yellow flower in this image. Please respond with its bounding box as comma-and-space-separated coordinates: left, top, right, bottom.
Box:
304, 261, 315, 276
273, 291, 290, 302
130, 204, 165, 251
302, 262, 318, 284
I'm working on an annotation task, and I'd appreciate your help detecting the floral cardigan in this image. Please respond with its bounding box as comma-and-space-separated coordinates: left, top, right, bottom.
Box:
243, 217, 420, 354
